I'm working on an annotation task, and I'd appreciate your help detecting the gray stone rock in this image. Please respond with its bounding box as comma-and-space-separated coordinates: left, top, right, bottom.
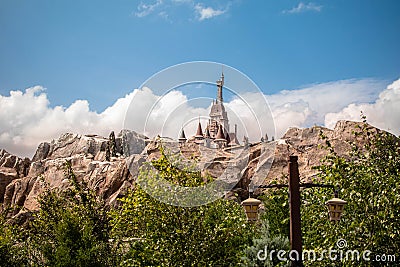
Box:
3, 176, 36, 210
118, 129, 148, 156
45, 133, 109, 160
32, 142, 51, 162
0, 167, 18, 203
0, 149, 30, 177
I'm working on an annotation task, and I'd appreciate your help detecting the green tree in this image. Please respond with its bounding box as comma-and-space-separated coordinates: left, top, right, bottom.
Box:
111, 147, 254, 266
26, 160, 117, 266
301, 123, 400, 266
241, 220, 290, 267
260, 185, 290, 239
261, 122, 400, 266
0, 207, 28, 267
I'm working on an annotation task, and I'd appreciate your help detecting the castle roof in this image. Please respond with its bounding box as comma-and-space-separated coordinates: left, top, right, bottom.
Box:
210, 102, 226, 116
215, 124, 226, 141
205, 127, 211, 138
179, 128, 187, 141
195, 121, 204, 138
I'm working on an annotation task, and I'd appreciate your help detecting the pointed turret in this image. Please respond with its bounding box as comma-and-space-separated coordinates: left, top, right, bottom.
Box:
215, 124, 225, 140
178, 128, 187, 143
215, 124, 227, 148
205, 127, 211, 139
195, 121, 204, 139
204, 126, 211, 148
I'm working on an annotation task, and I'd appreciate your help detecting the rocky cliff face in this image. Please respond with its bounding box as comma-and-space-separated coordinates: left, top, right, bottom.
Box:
0, 120, 384, 220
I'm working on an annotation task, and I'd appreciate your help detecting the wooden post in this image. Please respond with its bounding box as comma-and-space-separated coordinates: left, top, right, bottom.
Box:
288, 156, 303, 266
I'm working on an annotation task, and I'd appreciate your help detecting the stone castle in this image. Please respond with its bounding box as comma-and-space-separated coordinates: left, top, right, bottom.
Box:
178, 73, 242, 149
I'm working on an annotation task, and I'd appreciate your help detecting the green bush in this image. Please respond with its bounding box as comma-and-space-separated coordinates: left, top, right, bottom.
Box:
0, 207, 28, 267
241, 220, 289, 267
110, 150, 254, 266
26, 161, 117, 266
260, 121, 400, 266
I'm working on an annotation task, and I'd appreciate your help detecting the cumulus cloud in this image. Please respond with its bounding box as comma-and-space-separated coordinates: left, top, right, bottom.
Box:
283, 2, 322, 14
266, 78, 386, 137
325, 79, 400, 135
194, 4, 226, 21
135, 0, 164, 18
0, 86, 211, 158
0, 78, 397, 158
133, 0, 229, 21
0, 86, 133, 158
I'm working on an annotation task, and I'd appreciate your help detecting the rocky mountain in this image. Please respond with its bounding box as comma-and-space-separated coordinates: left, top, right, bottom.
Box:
0, 120, 384, 221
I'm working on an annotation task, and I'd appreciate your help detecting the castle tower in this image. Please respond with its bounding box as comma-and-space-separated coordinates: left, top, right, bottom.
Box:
181, 73, 240, 148
194, 121, 204, 144
216, 72, 224, 103
209, 72, 229, 138
214, 124, 227, 148
204, 127, 211, 148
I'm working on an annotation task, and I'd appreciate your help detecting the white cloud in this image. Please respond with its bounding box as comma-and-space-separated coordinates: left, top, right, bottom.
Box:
325, 79, 400, 135
135, 0, 163, 18
266, 78, 385, 135
1, 78, 397, 158
283, 2, 322, 14
133, 0, 229, 21
222, 78, 385, 140
0, 86, 135, 158
194, 3, 226, 21
171, 0, 193, 3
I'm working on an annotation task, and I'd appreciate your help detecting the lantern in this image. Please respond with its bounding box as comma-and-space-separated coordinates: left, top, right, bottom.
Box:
241, 198, 261, 222
325, 197, 347, 222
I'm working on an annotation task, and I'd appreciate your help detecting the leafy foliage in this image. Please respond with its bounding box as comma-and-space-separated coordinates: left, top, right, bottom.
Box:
241, 220, 290, 267
110, 150, 254, 266
26, 160, 117, 266
301, 123, 400, 266
0, 207, 28, 267
261, 121, 400, 266
260, 186, 290, 239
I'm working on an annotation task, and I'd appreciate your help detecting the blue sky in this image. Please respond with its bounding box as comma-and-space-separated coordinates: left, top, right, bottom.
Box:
1, 0, 400, 157
1, 0, 399, 111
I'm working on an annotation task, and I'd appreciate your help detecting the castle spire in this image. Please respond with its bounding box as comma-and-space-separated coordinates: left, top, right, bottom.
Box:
179, 128, 187, 144
215, 124, 225, 140
216, 71, 224, 103
195, 120, 204, 139
204, 127, 211, 139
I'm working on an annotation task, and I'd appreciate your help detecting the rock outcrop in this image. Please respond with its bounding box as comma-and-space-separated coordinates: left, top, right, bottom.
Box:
0, 149, 30, 177
0, 121, 391, 220
0, 149, 30, 208
1, 130, 148, 215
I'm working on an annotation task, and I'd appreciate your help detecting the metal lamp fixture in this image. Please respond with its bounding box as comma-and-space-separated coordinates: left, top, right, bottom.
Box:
241, 156, 348, 267
325, 192, 347, 222
241, 198, 262, 222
